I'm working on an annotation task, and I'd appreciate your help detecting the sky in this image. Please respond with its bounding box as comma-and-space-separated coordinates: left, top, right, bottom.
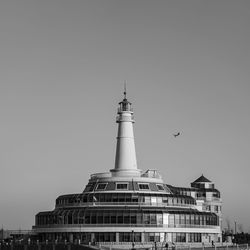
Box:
0, 0, 250, 232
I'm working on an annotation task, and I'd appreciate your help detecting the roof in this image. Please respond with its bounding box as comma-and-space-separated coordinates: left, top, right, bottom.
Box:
193, 174, 211, 183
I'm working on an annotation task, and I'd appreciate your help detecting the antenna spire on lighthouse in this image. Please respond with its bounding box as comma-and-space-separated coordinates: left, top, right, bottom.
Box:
123, 81, 127, 99
110, 86, 141, 177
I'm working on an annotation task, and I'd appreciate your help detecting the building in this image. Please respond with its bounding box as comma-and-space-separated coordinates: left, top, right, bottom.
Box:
33, 91, 222, 247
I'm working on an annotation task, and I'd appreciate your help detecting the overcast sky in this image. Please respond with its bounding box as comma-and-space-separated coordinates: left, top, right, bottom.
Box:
0, 0, 250, 232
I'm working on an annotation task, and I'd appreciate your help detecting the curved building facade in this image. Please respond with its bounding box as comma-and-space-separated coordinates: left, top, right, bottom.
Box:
33, 92, 222, 247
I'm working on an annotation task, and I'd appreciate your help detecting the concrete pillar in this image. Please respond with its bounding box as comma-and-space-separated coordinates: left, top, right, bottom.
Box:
116, 232, 119, 243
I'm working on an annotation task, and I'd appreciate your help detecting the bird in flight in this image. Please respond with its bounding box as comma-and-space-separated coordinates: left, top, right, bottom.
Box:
173, 132, 180, 137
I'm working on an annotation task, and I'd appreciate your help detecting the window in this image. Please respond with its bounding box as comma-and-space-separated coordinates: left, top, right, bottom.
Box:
84, 183, 95, 192
139, 183, 150, 190
96, 183, 107, 190
116, 183, 128, 190
157, 184, 164, 191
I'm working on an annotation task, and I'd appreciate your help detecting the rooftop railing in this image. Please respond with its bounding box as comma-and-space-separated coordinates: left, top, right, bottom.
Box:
55, 201, 196, 208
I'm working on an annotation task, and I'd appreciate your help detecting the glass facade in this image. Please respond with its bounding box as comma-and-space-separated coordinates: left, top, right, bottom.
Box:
56, 192, 196, 207
36, 209, 218, 228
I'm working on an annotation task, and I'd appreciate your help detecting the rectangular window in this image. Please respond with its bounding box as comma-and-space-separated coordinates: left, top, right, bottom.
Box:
104, 213, 110, 224
137, 213, 142, 225
111, 214, 116, 224
131, 213, 136, 224
112, 193, 118, 202
117, 212, 123, 224
85, 183, 95, 192
176, 233, 186, 242
157, 184, 164, 191
145, 196, 151, 204
116, 183, 128, 190
169, 214, 174, 226
96, 183, 107, 190
134, 233, 141, 242
97, 214, 103, 224
131, 194, 138, 203
157, 214, 163, 225
144, 213, 150, 224
180, 214, 185, 225
105, 193, 112, 202
118, 193, 125, 202
151, 196, 157, 205
186, 214, 190, 225
139, 183, 150, 190
175, 214, 180, 226
150, 213, 157, 224
157, 196, 162, 204
124, 213, 130, 224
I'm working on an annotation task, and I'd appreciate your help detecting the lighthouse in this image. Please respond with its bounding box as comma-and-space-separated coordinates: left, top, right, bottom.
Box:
111, 88, 141, 177
34, 90, 222, 247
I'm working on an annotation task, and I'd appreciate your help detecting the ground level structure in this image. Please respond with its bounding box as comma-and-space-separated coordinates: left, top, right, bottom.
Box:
33, 91, 222, 248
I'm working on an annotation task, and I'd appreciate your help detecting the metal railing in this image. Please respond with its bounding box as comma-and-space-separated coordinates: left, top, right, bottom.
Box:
34, 224, 219, 229
56, 202, 195, 209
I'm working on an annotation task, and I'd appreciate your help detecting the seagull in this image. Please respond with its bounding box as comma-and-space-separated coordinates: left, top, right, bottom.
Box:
173, 132, 180, 137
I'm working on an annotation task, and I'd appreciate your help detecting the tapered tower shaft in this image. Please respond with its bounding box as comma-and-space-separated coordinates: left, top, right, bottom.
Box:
111, 91, 140, 177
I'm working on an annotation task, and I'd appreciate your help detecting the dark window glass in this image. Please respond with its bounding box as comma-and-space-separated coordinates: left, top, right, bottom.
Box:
150, 213, 157, 224
91, 214, 96, 224
116, 183, 128, 190
97, 215, 103, 224
176, 233, 186, 242
96, 183, 107, 190
112, 193, 118, 202
85, 184, 95, 192
131, 213, 136, 224
157, 184, 164, 191
139, 184, 150, 190
134, 233, 141, 242
118, 193, 125, 202
104, 213, 110, 224
85, 213, 90, 224
131, 194, 138, 203
105, 193, 112, 202
137, 213, 142, 225
124, 213, 130, 224
99, 194, 105, 202
111, 214, 116, 224
144, 213, 150, 224
117, 213, 123, 224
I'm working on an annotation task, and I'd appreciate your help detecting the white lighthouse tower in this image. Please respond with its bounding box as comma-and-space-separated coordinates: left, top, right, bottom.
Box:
111, 87, 141, 177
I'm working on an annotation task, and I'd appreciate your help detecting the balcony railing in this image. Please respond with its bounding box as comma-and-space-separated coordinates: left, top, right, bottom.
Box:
34, 224, 219, 229
56, 201, 196, 208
